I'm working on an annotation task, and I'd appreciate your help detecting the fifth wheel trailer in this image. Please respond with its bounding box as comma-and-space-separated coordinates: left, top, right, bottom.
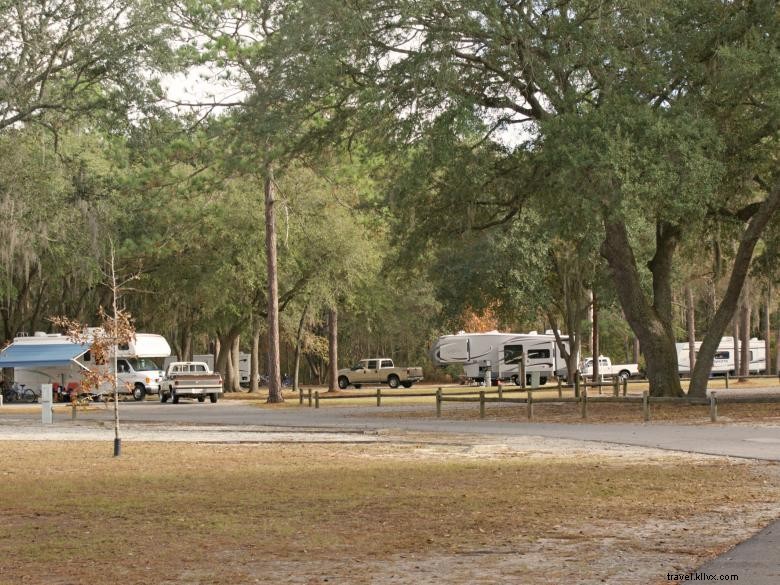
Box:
430, 331, 574, 385
676, 337, 766, 375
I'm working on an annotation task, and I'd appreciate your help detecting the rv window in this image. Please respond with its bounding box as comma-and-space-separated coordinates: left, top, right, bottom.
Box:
528, 349, 550, 360
83, 351, 91, 362
128, 358, 160, 371
195, 364, 206, 372
117, 360, 129, 373
366, 360, 378, 370
118, 343, 130, 351
503, 345, 523, 364
714, 351, 730, 360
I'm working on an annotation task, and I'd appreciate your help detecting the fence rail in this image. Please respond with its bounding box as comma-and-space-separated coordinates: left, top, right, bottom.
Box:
436, 388, 780, 423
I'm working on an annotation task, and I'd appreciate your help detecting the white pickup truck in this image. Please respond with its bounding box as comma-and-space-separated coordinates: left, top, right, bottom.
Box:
579, 356, 640, 380
159, 361, 223, 404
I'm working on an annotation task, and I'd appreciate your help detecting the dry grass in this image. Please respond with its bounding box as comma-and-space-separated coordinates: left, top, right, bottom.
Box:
0, 442, 778, 584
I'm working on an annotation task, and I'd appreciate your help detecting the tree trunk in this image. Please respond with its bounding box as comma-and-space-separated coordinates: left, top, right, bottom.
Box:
766, 283, 773, 374
293, 304, 308, 392
591, 291, 600, 382
633, 336, 640, 365
182, 325, 193, 361
250, 321, 260, 393
685, 285, 696, 375
265, 168, 283, 403
231, 334, 241, 392
733, 317, 741, 377
689, 180, 780, 397
739, 278, 751, 379
327, 306, 338, 392
601, 218, 683, 397
775, 310, 780, 378
216, 327, 240, 390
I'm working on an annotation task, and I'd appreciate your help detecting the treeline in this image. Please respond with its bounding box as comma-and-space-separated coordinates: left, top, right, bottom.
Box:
1, 1, 778, 397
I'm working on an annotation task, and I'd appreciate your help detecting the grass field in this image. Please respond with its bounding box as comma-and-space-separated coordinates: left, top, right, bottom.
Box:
0, 441, 778, 584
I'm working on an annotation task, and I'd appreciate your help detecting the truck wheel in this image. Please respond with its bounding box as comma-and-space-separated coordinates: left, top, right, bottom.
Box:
353, 384, 362, 389
209, 393, 218, 403
159, 390, 168, 403
338, 376, 349, 390
540, 377, 548, 386
400, 381, 412, 388
618, 370, 630, 381
172, 390, 179, 404
387, 375, 400, 389
197, 395, 205, 403
132, 384, 145, 401
511, 375, 521, 386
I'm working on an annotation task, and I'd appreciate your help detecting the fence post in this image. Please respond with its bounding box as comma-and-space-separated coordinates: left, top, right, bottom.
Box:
613, 378, 619, 397
574, 371, 580, 398
308, 388, 312, 407
299, 388, 303, 405
709, 392, 718, 422
498, 383, 503, 402
527, 390, 534, 421
581, 387, 588, 419
479, 390, 485, 419
725, 372, 729, 389
71, 403, 77, 420
642, 391, 649, 422
376, 388, 381, 407
622, 378, 628, 397
314, 391, 320, 409
557, 377, 562, 399
520, 357, 526, 390
436, 388, 442, 418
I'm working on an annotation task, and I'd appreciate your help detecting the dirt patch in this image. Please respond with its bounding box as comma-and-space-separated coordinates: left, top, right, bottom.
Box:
0, 441, 778, 584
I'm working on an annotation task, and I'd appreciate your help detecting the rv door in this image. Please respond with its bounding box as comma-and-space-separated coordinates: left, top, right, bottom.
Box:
526, 340, 555, 373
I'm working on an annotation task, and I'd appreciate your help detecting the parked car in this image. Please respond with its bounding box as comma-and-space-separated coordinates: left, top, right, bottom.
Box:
160, 361, 223, 404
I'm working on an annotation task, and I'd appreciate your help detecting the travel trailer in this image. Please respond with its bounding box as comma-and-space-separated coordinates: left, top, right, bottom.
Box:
430, 330, 574, 385
676, 337, 766, 375
0, 331, 172, 400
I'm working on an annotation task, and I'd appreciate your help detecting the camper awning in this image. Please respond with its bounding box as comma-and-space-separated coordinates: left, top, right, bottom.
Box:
0, 343, 90, 368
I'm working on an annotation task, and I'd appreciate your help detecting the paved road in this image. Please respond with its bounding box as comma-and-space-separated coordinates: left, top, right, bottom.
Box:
3, 400, 780, 460
695, 519, 780, 585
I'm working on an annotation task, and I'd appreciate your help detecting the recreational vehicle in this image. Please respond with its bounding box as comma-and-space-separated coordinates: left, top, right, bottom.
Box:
0, 331, 172, 400
676, 337, 766, 375
430, 330, 573, 385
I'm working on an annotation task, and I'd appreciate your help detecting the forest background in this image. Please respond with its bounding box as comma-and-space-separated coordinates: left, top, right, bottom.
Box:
1, 0, 777, 398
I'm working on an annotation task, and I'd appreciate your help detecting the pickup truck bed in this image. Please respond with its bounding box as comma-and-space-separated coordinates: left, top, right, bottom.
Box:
160, 362, 223, 404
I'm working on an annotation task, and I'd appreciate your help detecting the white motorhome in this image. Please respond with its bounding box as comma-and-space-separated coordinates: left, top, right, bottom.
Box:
430, 330, 573, 385
0, 331, 172, 400
676, 337, 766, 375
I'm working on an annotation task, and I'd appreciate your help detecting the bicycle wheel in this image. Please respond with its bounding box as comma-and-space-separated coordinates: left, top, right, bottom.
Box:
22, 388, 37, 403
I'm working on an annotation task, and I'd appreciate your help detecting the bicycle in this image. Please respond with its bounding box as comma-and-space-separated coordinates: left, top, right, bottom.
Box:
2, 382, 37, 403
